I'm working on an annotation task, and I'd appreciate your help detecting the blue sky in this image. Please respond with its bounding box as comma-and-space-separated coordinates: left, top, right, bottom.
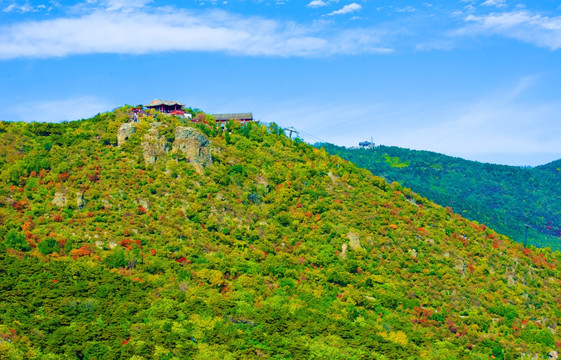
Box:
1, 0, 561, 166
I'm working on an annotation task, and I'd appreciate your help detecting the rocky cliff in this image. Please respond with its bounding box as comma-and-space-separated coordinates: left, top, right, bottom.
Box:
118, 121, 213, 173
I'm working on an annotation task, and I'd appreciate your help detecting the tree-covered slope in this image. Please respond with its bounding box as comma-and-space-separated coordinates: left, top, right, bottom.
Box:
537, 159, 561, 173
1, 108, 561, 359
318, 143, 561, 251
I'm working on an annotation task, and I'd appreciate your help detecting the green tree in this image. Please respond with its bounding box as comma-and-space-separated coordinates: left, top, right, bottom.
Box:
5, 229, 30, 252
38, 238, 61, 255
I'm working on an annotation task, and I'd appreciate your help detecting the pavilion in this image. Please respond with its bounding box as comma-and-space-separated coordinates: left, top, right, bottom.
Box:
145, 99, 185, 113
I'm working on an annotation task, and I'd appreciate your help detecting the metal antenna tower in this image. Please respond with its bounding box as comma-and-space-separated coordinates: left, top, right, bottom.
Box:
285, 127, 299, 139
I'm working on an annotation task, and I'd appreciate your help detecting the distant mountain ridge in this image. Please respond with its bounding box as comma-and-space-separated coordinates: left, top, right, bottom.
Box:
537, 159, 561, 171
318, 143, 561, 250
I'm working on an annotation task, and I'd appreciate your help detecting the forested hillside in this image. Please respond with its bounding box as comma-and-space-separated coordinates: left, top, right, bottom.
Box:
1, 108, 561, 359
318, 143, 561, 251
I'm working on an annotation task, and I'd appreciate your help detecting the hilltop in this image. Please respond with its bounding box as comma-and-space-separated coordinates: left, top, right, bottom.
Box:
318, 143, 561, 251
0, 107, 561, 359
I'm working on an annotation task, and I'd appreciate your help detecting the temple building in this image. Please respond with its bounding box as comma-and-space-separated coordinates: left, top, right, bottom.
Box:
145, 99, 185, 113
212, 113, 254, 127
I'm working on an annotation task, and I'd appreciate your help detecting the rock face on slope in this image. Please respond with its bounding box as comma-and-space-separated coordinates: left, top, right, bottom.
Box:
347, 232, 362, 251
51, 187, 68, 207
141, 123, 170, 165
172, 127, 213, 173
116, 121, 213, 172
117, 123, 136, 147
76, 191, 85, 209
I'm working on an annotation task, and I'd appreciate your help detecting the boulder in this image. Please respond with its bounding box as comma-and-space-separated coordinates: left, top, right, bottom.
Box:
455, 259, 467, 278
327, 172, 339, 182
51, 187, 68, 207
340, 243, 348, 259
347, 232, 362, 251
76, 191, 85, 209
506, 268, 516, 287
136, 198, 150, 211
256, 176, 269, 186
173, 127, 213, 173
141, 126, 170, 165
117, 123, 136, 147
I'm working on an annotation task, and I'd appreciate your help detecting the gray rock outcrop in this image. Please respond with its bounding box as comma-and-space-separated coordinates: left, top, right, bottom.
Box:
173, 127, 213, 173
347, 232, 362, 251
117, 122, 213, 171
117, 123, 136, 147
52, 187, 68, 207
340, 243, 348, 259
141, 125, 170, 165
76, 191, 85, 209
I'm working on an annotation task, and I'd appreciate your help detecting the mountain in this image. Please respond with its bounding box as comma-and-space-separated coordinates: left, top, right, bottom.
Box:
317, 143, 561, 251
1, 107, 561, 359
537, 159, 561, 172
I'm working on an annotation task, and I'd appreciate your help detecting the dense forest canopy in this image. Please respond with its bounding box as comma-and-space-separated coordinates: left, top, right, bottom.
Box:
317, 143, 561, 251
0, 107, 560, 359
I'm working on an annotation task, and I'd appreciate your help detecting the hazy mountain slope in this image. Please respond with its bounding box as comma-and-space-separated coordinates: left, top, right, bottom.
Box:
318, 143, 561, 251
537, 159, 561, 172
0, 108, 560, 359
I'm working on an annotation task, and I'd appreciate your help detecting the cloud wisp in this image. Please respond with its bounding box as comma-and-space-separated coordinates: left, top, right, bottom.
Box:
456, 10, 561, 50
259, 76, 561, 166
306, 0, 329, 8
371, 77, 561, 165
481, 0, 507, 8
0, 5, 390, 59
328, 3, 361, 16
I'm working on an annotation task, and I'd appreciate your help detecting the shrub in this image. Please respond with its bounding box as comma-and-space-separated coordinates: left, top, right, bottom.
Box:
38, 238, 60, 255
5, 229, 30, 252
521, 328, 555, 347
104, 249, 127, 269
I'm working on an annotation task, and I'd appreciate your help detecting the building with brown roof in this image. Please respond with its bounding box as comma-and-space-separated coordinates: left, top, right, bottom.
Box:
145, 99, 185, 113
212, 113, 254, 127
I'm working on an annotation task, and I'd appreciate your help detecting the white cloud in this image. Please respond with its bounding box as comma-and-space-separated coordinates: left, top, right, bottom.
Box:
3, 3, 36, 13
0, 7, 391, 59
2, 0, 61, 13
306, 0, 328, 7
328, 3, 361, 16
104, 0, 151, 12
457, 11, 561, 50
481, 0, 507, 8
2, 4, 17, 12
396, 6, 416, 13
